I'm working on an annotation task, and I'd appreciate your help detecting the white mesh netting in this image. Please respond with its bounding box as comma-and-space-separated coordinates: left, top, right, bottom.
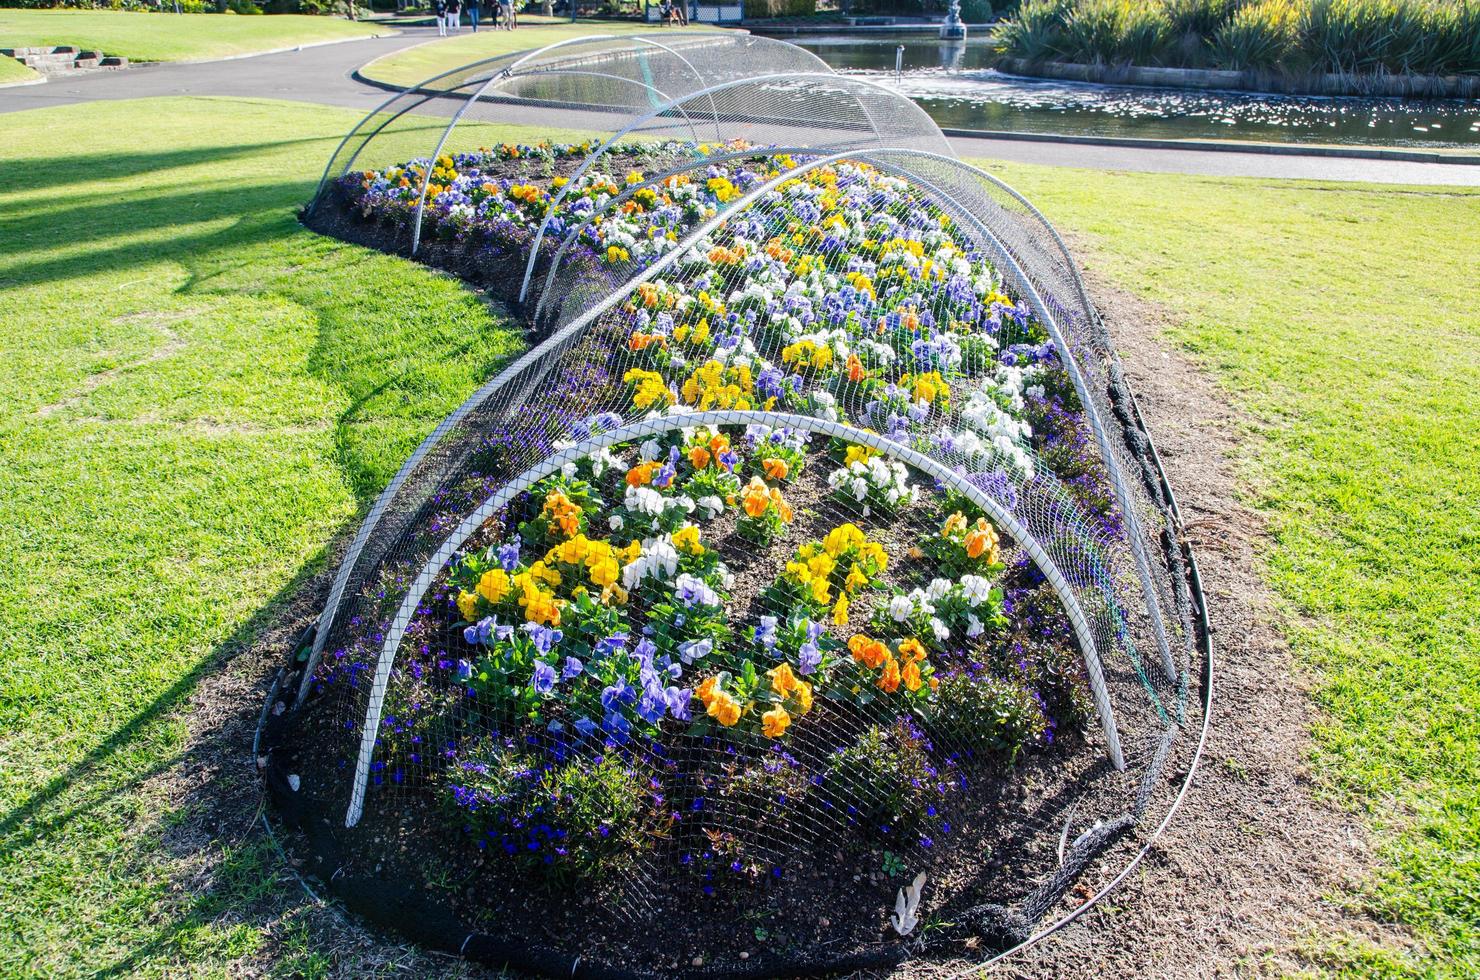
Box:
267, 35, 1211, 977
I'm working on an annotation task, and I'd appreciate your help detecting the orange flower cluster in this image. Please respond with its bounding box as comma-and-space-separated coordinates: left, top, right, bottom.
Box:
740, 476, 793, 522
695, 676, 741, 727
541, 490, 581, 539
628, 331, 666, 352
941, 511, 1002, 564
687, 432, 731, 470
847, 633, 932, 695
626, 461, 660, 487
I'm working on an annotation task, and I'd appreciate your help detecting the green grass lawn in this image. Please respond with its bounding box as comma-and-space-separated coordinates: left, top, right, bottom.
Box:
985, 162, 1480, 975
0, 95, 1475, 976
0, 55, 38, 84
358, 16, 724, 86
0, 11, 390, 62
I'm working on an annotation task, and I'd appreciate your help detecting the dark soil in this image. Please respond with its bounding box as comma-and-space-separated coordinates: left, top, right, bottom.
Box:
260, 435, 1138, 977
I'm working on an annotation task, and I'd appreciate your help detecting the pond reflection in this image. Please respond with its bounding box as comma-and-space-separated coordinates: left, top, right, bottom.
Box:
778, 33, 1480, 148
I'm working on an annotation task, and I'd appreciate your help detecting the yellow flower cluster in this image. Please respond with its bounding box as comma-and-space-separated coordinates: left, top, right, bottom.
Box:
783, 548, 837, 606
680, 359, 754, 410
671, 525, 704, 556
623, 368, 674, 410
902, 370, 950, 406
544, 534, 640, 596
706, 175, 740, 202
514, 562, 563, 626
780, 339, 833, 370
672, 317, 710, 346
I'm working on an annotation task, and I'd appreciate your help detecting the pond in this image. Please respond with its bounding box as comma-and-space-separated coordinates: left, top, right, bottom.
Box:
777, 33, 1480, 149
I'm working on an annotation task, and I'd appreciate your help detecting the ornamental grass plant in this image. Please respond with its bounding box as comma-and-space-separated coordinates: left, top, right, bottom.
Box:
997, 0, 1480, 76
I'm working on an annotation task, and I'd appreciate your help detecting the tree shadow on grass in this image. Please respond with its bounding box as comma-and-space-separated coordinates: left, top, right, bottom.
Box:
0, 136, 335, 196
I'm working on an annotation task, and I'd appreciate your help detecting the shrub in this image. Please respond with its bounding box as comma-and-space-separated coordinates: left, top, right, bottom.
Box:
1213, 0, 1301, 70
995, 0, 1072, 61
826, 719, 946, 832
1059, 0, 1173, 65
447, 745, 656, 884
929, 671, 1047, 760
1159, 0, 1241, 37
997, 0, 1480, 74
960, 0, 994, 22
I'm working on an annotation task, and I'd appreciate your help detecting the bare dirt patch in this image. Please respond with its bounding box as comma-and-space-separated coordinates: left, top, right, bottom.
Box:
962, 270, 1414, 978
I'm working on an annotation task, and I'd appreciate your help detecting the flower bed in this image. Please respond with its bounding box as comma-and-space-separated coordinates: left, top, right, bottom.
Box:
292, 141, 1139, 968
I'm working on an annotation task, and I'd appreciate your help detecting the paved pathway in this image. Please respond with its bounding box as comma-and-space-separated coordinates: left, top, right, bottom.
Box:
3, 29, 1478, 186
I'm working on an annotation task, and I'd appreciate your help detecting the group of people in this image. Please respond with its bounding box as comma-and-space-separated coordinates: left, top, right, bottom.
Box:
433, 0, 517, 35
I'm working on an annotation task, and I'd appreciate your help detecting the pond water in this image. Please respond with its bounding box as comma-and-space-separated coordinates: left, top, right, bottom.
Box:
780, 33, 1480, 149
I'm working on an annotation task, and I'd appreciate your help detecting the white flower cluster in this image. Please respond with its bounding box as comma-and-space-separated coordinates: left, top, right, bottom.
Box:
884, 584, 952, 643
620, 534, 679, 590
827, 455, 915, 517
617, 485, 695, 531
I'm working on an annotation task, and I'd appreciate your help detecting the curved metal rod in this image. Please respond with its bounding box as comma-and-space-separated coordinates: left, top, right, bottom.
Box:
517, 71, 943, 303
860, 149, 1176, 682
623, 35, 723, 142
300, 147, 873, 707
344, 409, 1126, 827
310, 76, 503, 215
533, 144, 830, 321
409, 70, 699, 255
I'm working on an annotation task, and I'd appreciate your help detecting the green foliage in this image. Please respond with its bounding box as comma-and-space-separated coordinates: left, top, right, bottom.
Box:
959, 0, 994, 22
997, 0, 1480, 74
993, 0, 1071, 61
929, 672, 1046, 760
1160, 0, 1240, 37
1213, 0, 1300, 70
1065, 0, 1166, 64
447, 748, 655, 883
826, 720, 942, 830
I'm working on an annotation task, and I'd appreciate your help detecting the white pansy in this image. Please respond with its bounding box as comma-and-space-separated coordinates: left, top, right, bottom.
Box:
888, 595, 914, 622
960, 574, 993, 607
930, 617, 950, 642
926, 578, 952, 601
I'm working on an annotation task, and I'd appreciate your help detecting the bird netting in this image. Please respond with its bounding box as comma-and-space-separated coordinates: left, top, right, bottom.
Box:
266, 34, 1212, 978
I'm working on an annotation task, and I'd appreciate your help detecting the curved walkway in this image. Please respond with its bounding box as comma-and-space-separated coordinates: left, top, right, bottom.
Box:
2, 28, 1477, 186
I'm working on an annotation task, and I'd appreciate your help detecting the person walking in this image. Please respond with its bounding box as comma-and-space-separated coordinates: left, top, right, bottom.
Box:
433, 0, 447, 35
500, 0, 516, 30
468, 0, 480, 31
446, 0, 461, 33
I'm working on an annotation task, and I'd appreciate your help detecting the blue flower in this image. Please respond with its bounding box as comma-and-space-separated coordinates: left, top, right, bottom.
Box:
755, 616, 778, 650
497, 536, 521, 572
595, 633, 629, 660
666, 686, 692, 722
531, 660, 557, 695
636, 688, 667, 725
603, 711, 631, 742
798, 641, 822, 676
455, 659, 473, 682
601, 677, 634, 711
573, 716, 598, 738
524, 624, 564, 655
677, 638, 713, 664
